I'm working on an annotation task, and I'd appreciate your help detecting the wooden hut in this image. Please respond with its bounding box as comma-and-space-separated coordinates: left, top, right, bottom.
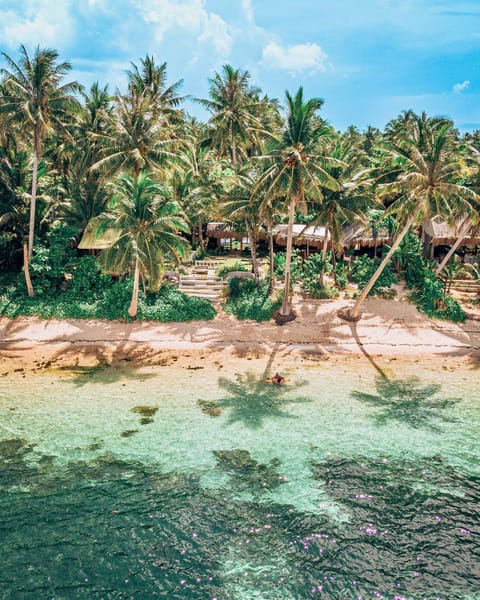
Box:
206, 222, 249, 251
342, 222, 393, 252
422, 217, 480, 260
273, 224, 329, 253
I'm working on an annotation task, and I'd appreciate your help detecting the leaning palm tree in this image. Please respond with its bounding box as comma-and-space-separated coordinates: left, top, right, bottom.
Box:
0, 45, 81, 274
254, 87, 339, 321
96, 171, 190, 319
340, 116, 478, 321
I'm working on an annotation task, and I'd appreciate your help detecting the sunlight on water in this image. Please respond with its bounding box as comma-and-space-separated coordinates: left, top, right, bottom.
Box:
1, 356, 479, 599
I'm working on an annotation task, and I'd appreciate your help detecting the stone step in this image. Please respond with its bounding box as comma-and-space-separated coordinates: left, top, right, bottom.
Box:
182, 290, 221, 300
179, 279, 223, 287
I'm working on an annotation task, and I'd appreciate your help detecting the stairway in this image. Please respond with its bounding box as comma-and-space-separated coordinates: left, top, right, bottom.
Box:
178, 261, 224, 301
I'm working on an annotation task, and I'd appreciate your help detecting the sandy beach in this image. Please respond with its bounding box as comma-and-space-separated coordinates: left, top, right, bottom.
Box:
2, 288, 480, 373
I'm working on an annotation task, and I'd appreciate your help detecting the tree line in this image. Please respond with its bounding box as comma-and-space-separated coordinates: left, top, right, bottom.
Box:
0, 45, 479, 320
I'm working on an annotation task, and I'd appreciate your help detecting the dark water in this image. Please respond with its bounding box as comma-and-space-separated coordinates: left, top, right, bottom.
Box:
1, 438, 479, 599
1, 363, 480, 599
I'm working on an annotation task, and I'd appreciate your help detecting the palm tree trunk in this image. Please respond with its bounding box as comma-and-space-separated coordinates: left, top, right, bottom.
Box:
198, 222, 205, 250
319, 220, 330, 287
128, 256, 140, 319
332, 248, 338, 286
346, 216, 415, 320
231, 125, 237, 171
23, 242, 34, 297
268, 228, 275, 294
280, 195, 296, 316
435, 221, 471, 275
28, 129, 41, 259
246, 220, 259, 283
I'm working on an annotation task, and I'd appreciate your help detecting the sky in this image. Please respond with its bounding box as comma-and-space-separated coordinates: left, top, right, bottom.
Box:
0, 0, 478, 132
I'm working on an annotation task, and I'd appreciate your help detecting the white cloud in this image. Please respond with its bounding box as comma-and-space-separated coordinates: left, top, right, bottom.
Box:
0, 0, 74, 50
453, 80, 470, 93
261, 41, 328, 73
242, 0, 255, 24
134, 0, 232, 56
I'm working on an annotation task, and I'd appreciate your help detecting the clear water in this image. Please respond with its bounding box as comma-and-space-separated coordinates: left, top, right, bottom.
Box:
1, 357, 479, 599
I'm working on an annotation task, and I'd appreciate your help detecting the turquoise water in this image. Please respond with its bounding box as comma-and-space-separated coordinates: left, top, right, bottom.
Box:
1, 357, 479, 599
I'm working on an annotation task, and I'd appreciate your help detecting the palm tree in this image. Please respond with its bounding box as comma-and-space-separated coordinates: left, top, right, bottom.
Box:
96, 171, 190, 319
92, 93, 178, 177
340, 115, 478, 321
198, 64, 267, 171
254, 87, 339, 321
52, 83, 114, 238
171, 131, 229, 250
223, 167, 266, 283
126, 55, 184, 124
307, 136, 373, 286
0, 45, 81, 278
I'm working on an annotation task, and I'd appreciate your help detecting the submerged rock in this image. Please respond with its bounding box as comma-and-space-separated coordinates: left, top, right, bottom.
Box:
198, 400, 222, 417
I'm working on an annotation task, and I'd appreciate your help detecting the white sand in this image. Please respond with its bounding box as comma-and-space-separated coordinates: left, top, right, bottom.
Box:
1, 290, 480, 372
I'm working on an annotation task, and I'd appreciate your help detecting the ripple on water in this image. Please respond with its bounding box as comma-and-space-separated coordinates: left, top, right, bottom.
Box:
0, 360, 479, 599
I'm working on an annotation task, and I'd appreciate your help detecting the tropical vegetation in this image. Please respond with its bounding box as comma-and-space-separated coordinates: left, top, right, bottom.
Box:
1, 45, 479, 324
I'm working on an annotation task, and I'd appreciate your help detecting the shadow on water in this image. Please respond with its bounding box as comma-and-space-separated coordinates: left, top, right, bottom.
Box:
2, 437, 480, 599
50, 362, 157, 387
352, 374, 460, 431
213, 448, 286, 495
201, 371, 309, 429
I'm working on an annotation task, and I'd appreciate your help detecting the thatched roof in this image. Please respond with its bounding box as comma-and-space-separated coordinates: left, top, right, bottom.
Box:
342, 223, 393, 249
273, 224, 330, 249
206, 222, 246, 240
423, 217, 480, 247
78, 217, 121, 250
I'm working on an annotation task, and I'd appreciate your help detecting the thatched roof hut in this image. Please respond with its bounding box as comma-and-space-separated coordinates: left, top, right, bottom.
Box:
77, 217, 120, 250
422, 217, 480, 247
342, 223, 393, 249
206, 222, 246, 241
273, 224, 330, 249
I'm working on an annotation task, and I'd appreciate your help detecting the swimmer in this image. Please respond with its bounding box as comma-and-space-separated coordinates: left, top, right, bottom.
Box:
266, 372, 286, 385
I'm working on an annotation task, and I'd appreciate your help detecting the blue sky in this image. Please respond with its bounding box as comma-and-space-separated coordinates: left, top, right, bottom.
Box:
0, 0, 478, 132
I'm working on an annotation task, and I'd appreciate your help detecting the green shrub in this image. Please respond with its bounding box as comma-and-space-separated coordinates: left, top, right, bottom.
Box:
227, 276, 256, 298
350, 255, 397, 295
138, 285, 216, 322
410, 268, 465, 322
274, 249, 303, 280
393, 232, 425, 288
225, 278, 281, 321
303, 280, 339, 299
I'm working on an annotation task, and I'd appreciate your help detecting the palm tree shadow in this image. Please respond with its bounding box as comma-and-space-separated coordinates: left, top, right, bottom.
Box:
352, 374, 459, 432
212, 371, 310, 429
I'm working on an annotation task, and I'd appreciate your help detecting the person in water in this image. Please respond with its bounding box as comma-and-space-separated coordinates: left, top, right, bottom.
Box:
269, 373, 286, 385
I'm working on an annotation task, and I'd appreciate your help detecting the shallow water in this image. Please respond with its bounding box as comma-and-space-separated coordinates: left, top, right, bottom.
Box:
1, 357, 479, 599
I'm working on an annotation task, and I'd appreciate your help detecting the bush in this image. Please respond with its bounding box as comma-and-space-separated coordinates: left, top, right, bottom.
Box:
274, 249, 303, 281
138, 285, 216, 322
393, 232, 425, 288
350, 255, 397, 296
303, 281, 339, 299
410, 268, 465, 322
0, 266, 216, 322
225, 278, 281, 321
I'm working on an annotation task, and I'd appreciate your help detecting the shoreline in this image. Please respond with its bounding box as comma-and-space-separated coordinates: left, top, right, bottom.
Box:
2, 295, 480, 372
